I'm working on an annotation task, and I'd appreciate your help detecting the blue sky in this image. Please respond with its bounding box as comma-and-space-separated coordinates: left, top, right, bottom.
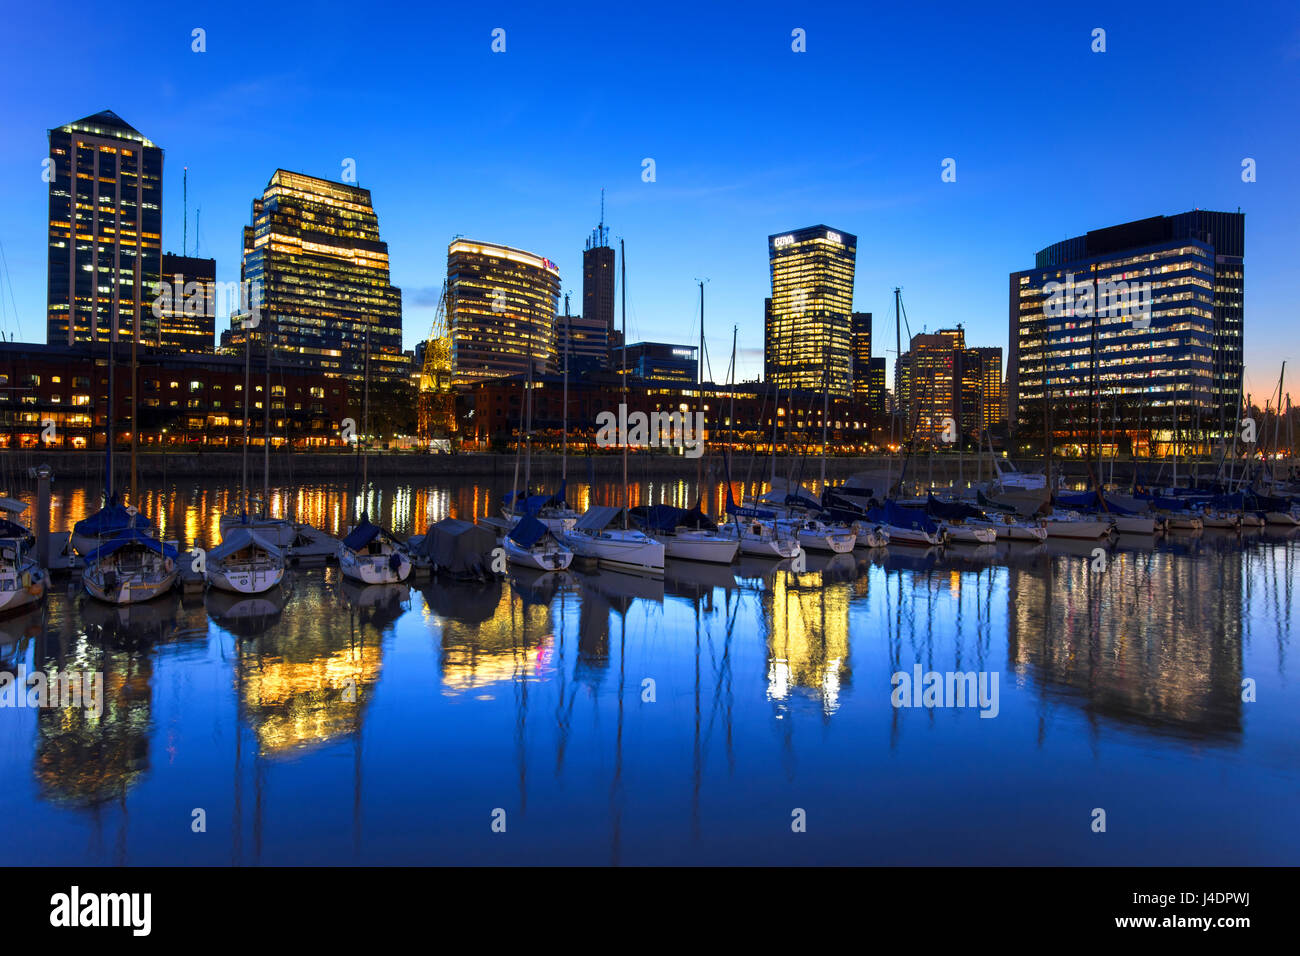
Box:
1, 0, 1297, 400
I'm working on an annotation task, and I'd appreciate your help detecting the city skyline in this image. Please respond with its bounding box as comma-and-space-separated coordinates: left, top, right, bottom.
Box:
0, 1, 1297, 402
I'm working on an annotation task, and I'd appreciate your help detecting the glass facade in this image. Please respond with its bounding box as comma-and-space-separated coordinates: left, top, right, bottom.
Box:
47, 111, 163, 347
850, 311, 872, 401
765, 226, 856, 397
448, 240, 560, 385
1009, 211, 1242, 454
157, 253, 216, 353
235, 170, 404, 383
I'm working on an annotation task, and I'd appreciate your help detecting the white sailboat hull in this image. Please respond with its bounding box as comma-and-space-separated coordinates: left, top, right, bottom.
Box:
1113, 515, 1159, 535
206, 562, 285, 595
504, 536, 574, 571
0, 564, 46, 614
662, 532, 739, 564
1043, 519, 1114, 539
875, 524, 945, 547
796, 528, 856, 553
559, 528, 665, 573
339, 546, 411, 584
945, 525, 997, 545
83, 566, 177, 604
1265, 511, 1299, 526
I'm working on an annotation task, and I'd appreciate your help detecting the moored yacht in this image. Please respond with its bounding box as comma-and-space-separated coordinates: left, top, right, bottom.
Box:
338, 516, 412, 585
558, 505, 665, 574
82, 529, 179, 604
502, 515, 574, 572
205, 527, 286, 594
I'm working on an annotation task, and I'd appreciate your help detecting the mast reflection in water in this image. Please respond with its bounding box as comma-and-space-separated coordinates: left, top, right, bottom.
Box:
0, 479, 1295, 866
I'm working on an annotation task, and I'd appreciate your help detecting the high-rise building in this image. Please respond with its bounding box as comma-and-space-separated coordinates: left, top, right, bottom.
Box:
869, 357, 887, 417
234, 170, 404, 383
897, 328, 964, 442
623, 342, 698, 385
851, 312, 872, 401
765, 226, 857, 397
957, 346, 1003, 436
1008, 210, 1243, 454
447, 239, 560, 384
47, 110, 163, 347
156, 253, 216, 353
583, 201, 615, 345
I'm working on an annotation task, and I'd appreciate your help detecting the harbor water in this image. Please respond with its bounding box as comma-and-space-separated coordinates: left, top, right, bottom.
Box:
0, 477, 1296, 865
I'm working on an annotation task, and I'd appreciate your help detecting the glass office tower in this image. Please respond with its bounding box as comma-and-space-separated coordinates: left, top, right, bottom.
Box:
447, 240, 560, 385
47, 110, 163, 346
237, 170, 404, 383
765, 226, 857, 397
1008, 211, 1243, 455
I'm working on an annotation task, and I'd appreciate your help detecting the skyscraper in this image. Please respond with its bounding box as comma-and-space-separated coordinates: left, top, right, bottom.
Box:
47, 110, 163, 347
583, 197, 615, 349
898, 328, 964, 442
1008, 210, 1243, 454
447, 240, 560, 384
156, 253, 216, 353
235, 170, 404, 383
851, 312, 872, 401
765, 226, 857, 397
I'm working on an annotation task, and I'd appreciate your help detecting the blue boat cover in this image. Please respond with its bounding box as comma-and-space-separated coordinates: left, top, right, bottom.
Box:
866, 500, 940, 534
342, 516, 396, 551
82, 527, 178, 563
0, 518, 33, 541
925, 495, 984, 521
725, 488, 776, 520
507, 515, 549, 548
73, 501, 153, 539
503, 490, 551, 515
631, 504, 719, 533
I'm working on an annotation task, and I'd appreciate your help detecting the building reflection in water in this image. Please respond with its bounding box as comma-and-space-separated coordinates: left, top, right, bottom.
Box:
1005, 539, 1245, 743
762, 553, 854, 718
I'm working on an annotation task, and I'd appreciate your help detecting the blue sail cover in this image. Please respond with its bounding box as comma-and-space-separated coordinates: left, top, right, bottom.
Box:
82, 527, 177, 563
867, 500, 940, 534
632, 504, 719, 533
342, 517, 388, 551
0, 518, 33, 542
507, 515, 549, 548
784, 490, 822, 512
925, 495, 984, 521
74, 502, 152, 539
503, 490, 550, 516
725, 488, 776, 520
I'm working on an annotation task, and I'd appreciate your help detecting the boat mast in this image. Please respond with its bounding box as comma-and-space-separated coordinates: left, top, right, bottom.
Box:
242, 317, 251, 513
263, 315, 271, 516
522, 315, 534, 505
696, 279, 706, 505
361, 319, 370, 521
561, 293, 569, 483
130, 295, 138, 505
820, 339, 829, 492
621, 238, 628, 530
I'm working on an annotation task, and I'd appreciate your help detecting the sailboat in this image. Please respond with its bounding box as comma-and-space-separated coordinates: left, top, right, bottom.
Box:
503, 514, 574, 571
205, 527, 285, 594
0, 499, 46, 615
81, 324, 178, 604
504, 294, 580, 533
558, 237, 665, 573
500, 314, 578, 574
219, 314, 295, 546
634, 281, 737, 565
338, 316, 411, 585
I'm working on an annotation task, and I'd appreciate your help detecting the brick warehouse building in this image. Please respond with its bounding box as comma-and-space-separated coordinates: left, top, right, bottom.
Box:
0, 342, 349, 449
458, 373, 881, 453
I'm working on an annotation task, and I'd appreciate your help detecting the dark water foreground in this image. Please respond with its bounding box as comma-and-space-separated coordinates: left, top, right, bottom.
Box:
0, 513, 1296, 866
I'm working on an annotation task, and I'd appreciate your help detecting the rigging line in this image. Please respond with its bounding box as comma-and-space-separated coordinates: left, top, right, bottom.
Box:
0, 239, 23, 341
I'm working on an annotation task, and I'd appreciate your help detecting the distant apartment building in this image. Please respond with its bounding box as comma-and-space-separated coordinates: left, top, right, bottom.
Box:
1008, 210, 1244, 454
559, 310, 609, 375
232, 170, 404, 383
958, 346, 1004, 435
448, 239, 560, 384
896, 328, 963, 442
47, 110, 163, 347
868, 357, 887, 417
764, 226, 857, 397
156, 253, 216, 353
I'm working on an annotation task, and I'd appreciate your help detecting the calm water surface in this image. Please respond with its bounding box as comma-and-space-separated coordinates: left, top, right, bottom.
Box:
0, 477, 1296, 865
